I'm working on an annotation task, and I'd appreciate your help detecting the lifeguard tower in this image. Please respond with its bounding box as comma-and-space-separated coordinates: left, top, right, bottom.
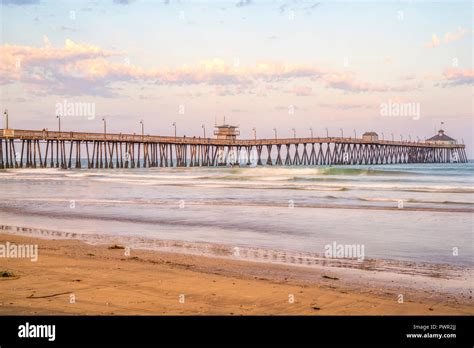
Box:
214, 118, 240, 140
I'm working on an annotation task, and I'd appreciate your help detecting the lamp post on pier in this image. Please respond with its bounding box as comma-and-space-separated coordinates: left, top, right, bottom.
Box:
56, 115, 61, 133
3, 109, 8, 129
102, 117, 107, 138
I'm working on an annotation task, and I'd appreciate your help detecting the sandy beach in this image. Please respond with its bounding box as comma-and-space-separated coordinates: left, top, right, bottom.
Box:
0, 233, 472, 315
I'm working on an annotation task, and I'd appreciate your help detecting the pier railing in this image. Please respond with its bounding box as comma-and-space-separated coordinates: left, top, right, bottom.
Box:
1, 128, 466, 147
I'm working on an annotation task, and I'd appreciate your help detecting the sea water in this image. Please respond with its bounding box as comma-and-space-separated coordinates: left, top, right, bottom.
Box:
0, 162, 472, 266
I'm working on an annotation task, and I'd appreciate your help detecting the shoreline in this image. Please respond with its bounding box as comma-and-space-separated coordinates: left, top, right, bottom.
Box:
1, 199, 472, 214
0, 232, 472, 315
1, 223, 472, 272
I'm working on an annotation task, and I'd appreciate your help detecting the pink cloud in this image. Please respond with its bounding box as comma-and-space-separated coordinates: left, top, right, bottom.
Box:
424, 27, 471, 48
440, 68, 474, 86
444, 27, 470, 43
0, 39, 420, 96
324, 72, 417, 93
0, 37, 117, 83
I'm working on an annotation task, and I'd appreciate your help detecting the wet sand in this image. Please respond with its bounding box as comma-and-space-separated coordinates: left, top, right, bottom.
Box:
0, 233, 472, 315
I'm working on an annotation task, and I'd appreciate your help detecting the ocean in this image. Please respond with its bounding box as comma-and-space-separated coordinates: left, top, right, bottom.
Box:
0, 162, 472, 267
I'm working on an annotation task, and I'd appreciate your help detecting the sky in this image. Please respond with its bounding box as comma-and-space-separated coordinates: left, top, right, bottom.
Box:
0, 0, 473, 156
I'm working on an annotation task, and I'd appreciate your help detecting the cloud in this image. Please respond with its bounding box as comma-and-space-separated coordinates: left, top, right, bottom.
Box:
288, 85, 312, 96
324, 72, 417, 93
0, 39, 323, 95
0, 38, 120, 95
278, 1, 320, 15
0, 39, 419, 97
0, 37, 117, 71
1, 0, 39, 4
278, 4, 288, 14
319, 102, 374, 110
59, 25, 76, 32
444, 27, 470, 43
439, 68, 474, 87
325, 72, 384, 92
249, 61, 324, 81
113, 0, 135, 4
69, 57, 324, 87
425, 27, 471, 48
236, 0, 252, 7
303, 2, 321, 15
425, 34, 440, 48
214, 84, 253, 96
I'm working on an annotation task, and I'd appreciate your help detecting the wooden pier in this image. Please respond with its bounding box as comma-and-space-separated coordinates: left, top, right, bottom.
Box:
0, 128, 468, 169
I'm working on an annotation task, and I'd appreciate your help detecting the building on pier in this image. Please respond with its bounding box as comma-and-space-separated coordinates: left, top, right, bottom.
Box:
426, 129, 456, 145
214, 124, 240, 140
362, 131, 379, 142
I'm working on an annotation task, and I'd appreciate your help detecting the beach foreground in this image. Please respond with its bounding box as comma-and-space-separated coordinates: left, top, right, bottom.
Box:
0, 233, 471, 315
